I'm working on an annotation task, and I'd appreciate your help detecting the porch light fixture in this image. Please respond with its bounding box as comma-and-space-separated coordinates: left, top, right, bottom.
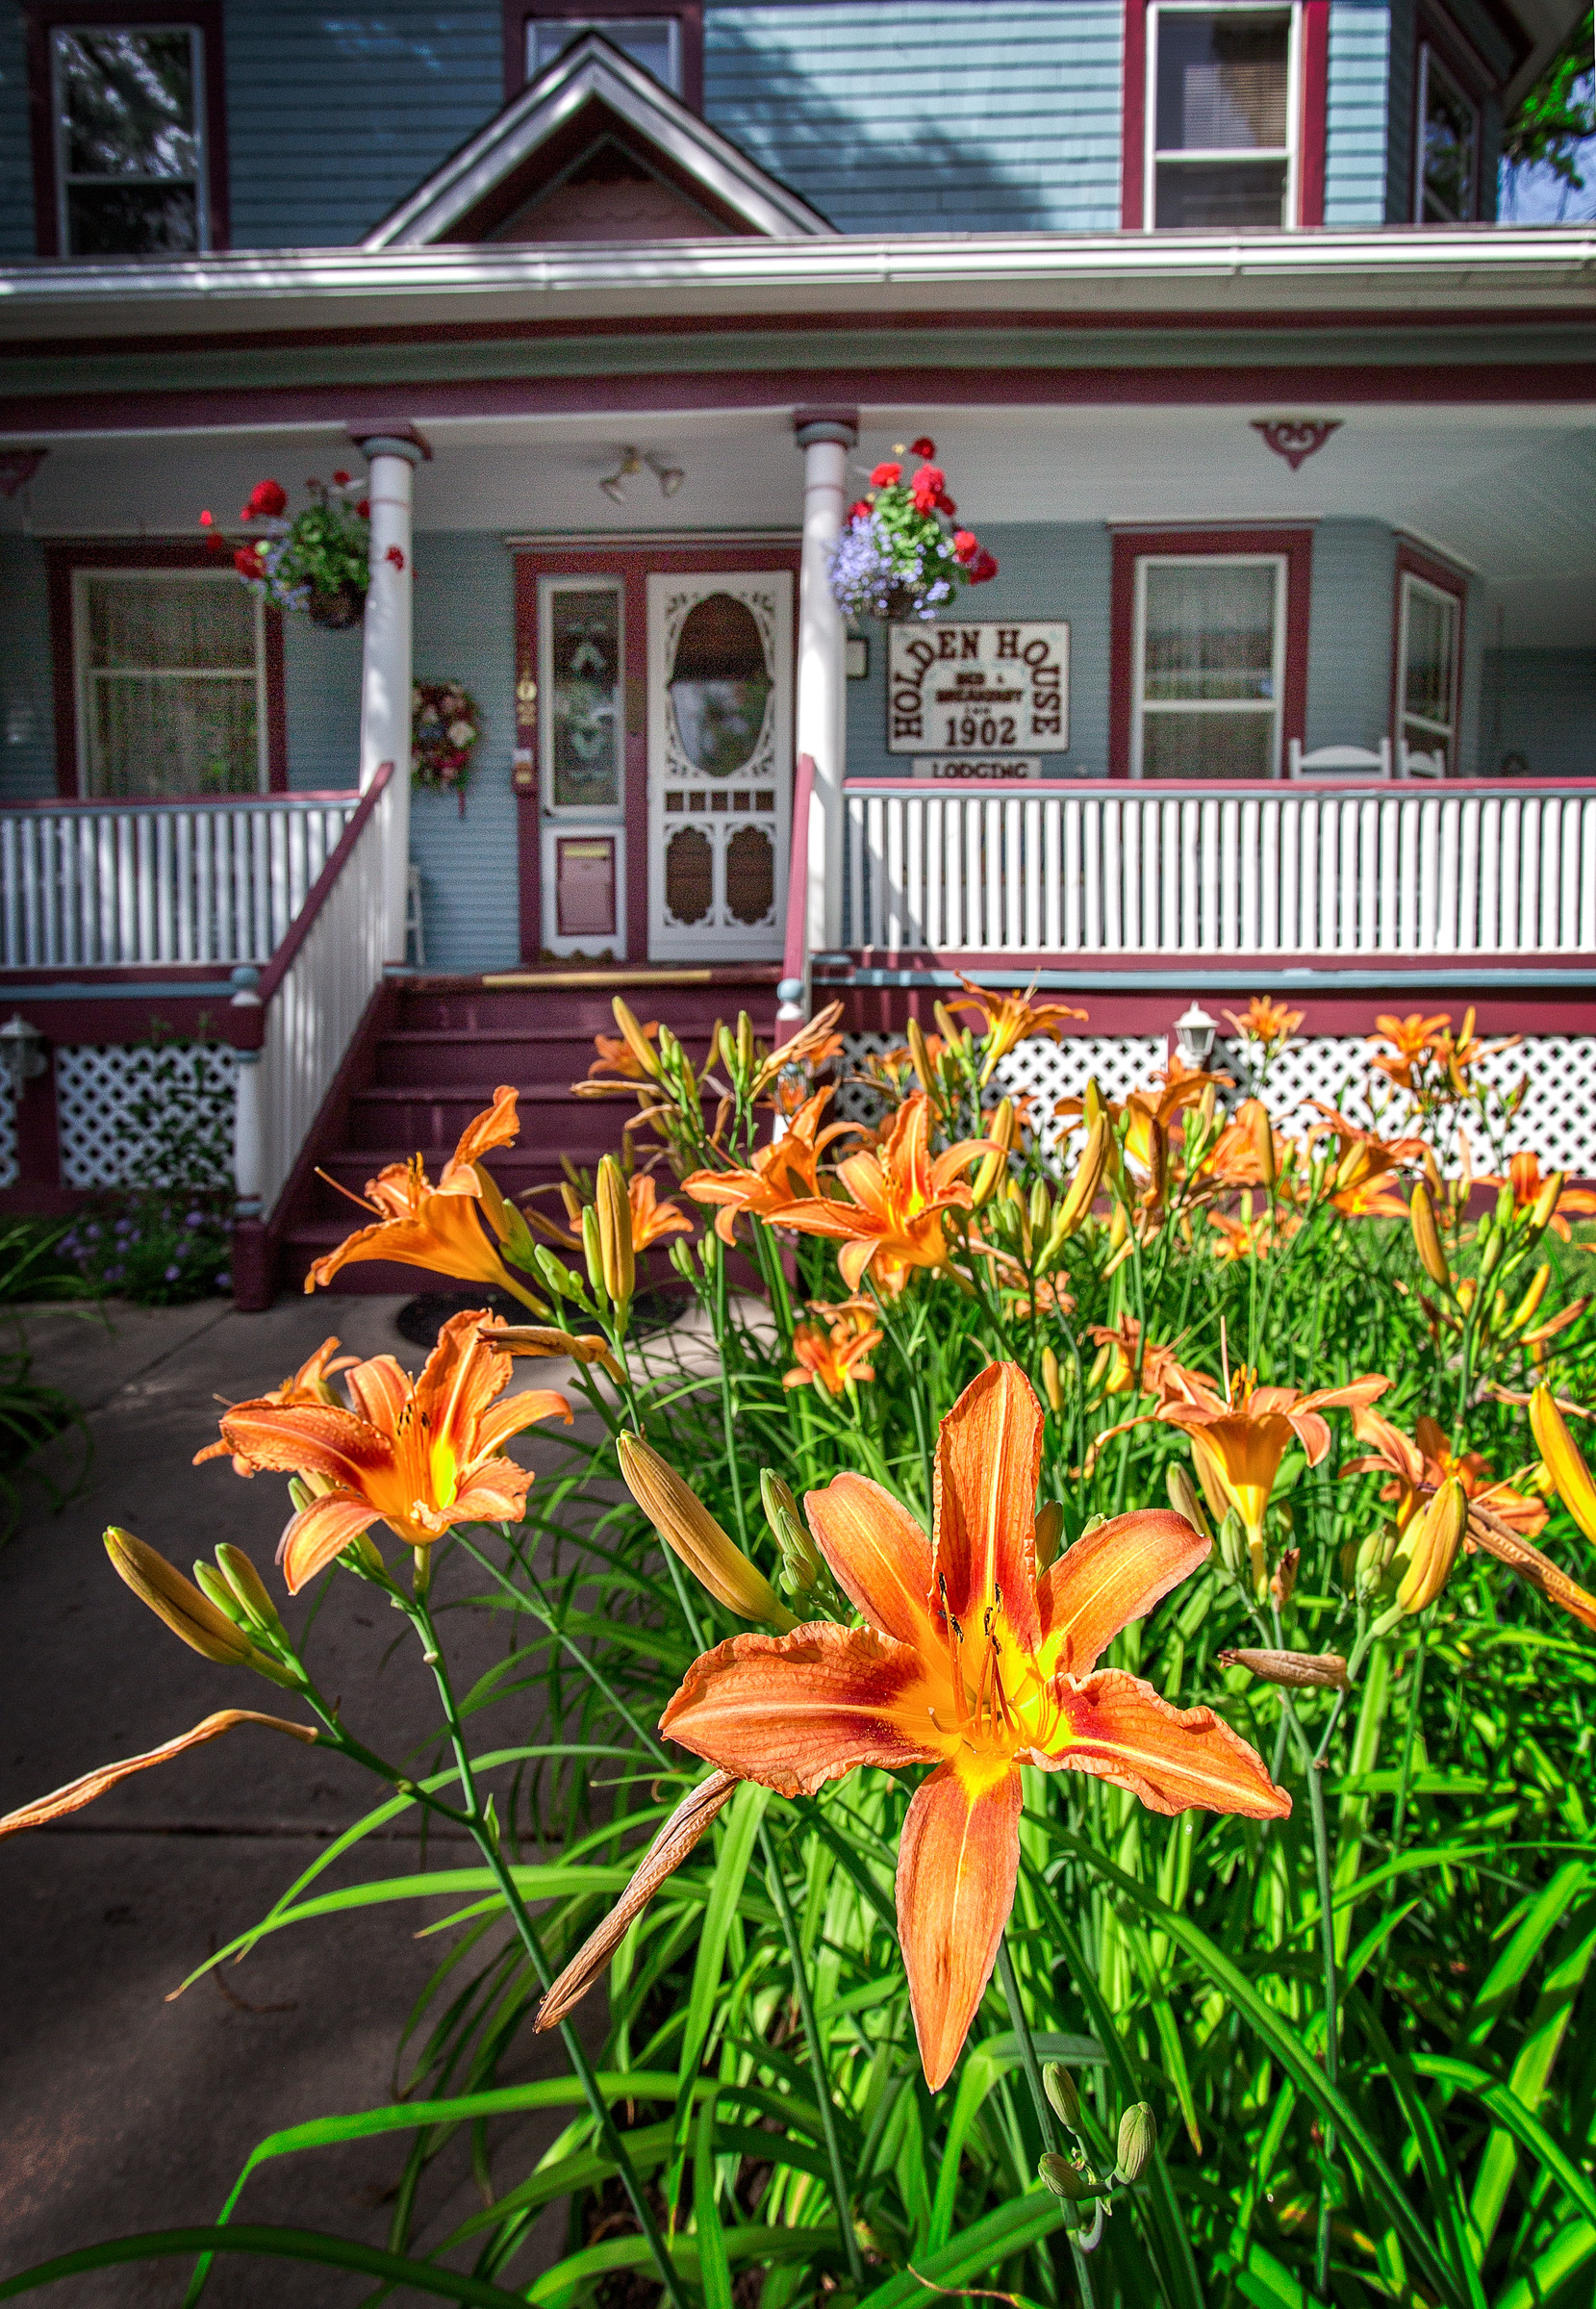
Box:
646, 454, 685, 497
1173, 1002, 1217, 1067
0, 1013, 46, 1096
598, 447, 684, 502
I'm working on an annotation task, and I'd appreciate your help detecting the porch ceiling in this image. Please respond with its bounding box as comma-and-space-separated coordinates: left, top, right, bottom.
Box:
6, 402, 1594, 647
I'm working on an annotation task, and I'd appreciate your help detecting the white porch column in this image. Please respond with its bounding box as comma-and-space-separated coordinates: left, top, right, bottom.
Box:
350, 425, 429, 963
794, 407, 858, 967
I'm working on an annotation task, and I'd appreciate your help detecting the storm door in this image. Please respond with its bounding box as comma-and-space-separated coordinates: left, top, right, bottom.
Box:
647, 572, 792, 960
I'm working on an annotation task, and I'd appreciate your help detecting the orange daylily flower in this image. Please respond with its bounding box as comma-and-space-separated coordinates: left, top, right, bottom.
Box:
651, 1363, 1286, 2087
1307, 1106, 1426, 1219
1198, 1100, 1295, 1197
1479, 1152, 1596, 1242
1344, 1405, 1549, 1539
587, 1022, 661, 1082
200, 1311, 570, 1591
1085, 1316, 1196, 1406
776, 1093, 997, 1292
1225, 998, 1304, 1050
627, 1171, 694, 1251
195, 1334, 358, 1475
782, 1299, 882, 1397
952, 977, 1088, 1083
306, 1088, 545, 1309
1102, 1357, 1389, 1586
684, 1088, 856, 1244
1369, 1012, 1452, 1093
1208, 1206, 1299, 1262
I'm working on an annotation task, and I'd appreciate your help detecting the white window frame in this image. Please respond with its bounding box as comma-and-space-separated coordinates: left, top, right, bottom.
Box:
1131, 551, 1287, 780
72, 567, 266, 799
1145, 0, 1302, 232
527, 13, 682, 92
51, 22, 211, 258
1395, 571, 1461, 772
1413, 40, 1479, 224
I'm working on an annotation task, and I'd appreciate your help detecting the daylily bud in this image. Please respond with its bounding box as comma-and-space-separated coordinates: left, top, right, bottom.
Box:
1530, 1383, 1596, 1544
1165, 1462, 1212, 1541
1197, 1082, 1217, 1130
907, 1016, 936, 1094
1043, 2062, 1080, 2130
1355, 1525, 1397, 1599
1479, 1227, 1505, 1280
1508, 1261, 1552, 1332
1531, 1172, 1565, 1234
1039, 2151, 1088, 2201
1217, 1509, 1248, 1579
193, 1560, 248, 1623
1083, 1078, 1104, 1129
1107, 1199, 1128, 1253
1035, 1500, 1064, 1569
106, 1529, 270, 1670
581, 1204, 604, 1297
1394, 1475, 1468, 1613
1055, 1117, 1109, 1239
619, 1434, 796, 1630
1250, 1103, 1276, 1191
612, 996, 662, 1079
973, 1099, 1015, 1207
760, 1468, 823, 1596
1219, 1647, 1349, 1689
1085, 1343, 1113, 1395
1116, 2104, 1156, 2185
215, 1543, 286, 1639
736, 1011, 755, 1077
1409, 1181, 1450, 1288
1040, 1348, 1065, 1417
1028, 1180, 1051, 1234
595, 1155, 635, 1309
1494, 1183, 1516, 1231
1271, 1547, 1300, 1610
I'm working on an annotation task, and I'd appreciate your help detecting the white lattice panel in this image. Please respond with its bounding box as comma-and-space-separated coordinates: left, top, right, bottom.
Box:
839, 1030, 1596, 1177
56, 1042, 238, 1189
0, 1078, 17, 1190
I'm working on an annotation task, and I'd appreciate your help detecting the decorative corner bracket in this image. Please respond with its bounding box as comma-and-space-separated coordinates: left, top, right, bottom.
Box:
1253, 419, 1342, 472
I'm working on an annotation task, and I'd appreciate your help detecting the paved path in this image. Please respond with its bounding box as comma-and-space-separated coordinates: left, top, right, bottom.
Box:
0, 1294, 607, 2304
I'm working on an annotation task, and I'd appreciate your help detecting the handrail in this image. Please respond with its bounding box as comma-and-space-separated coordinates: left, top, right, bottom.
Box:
842, 775, 1596, 799
0, 787, 362, 814
780, 750, 816, 996
255, 764, 393, 1010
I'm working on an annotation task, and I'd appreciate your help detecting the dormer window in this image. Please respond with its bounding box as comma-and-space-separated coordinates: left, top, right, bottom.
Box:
1147, 3, 1299, 228
510, 7, 703, 107
530, 13, 680, 92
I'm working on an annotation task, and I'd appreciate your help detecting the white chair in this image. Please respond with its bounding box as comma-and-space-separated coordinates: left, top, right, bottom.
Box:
1286, 738, 1393, 780
1399, 743, 1447, 779
405, 863, 426, 968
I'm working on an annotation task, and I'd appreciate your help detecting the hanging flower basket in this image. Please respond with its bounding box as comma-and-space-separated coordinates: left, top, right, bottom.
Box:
827, 435, 998, 624
200, 472, 370, 625
412, 681, 480, 815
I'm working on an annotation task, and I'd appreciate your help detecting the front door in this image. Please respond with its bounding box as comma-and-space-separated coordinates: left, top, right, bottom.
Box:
646, 571, 792, 961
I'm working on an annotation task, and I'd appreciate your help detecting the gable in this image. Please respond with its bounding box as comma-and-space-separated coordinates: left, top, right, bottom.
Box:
365, 31, 832, 250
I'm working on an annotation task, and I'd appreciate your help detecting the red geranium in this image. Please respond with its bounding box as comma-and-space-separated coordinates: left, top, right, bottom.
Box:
953, 529, 979, 564
234, 545, 265, 580
936, 491, 957, 516
357, 498, 369, 518
968, 548, 1000, 584
910, 436, 936, 458
847, 498, 872, 523
242, 478, 288, 520
871, 461, 901, 487
909, 464, 946, 515
332, 469, 351, 486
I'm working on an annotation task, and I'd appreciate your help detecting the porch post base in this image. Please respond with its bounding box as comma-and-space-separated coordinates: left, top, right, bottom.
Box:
230, 1216, 275, 1313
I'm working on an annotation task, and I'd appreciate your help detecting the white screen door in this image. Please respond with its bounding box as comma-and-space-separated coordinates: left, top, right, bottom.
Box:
647, 571, 792, 959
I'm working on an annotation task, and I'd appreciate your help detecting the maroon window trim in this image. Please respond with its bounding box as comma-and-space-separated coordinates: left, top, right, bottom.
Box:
1412, 7, 1489, 224
44, 538, 287, 799
24, 1, 229, 259
1108, 524, 1314, 779
512, 543, 798, 963
505, 2, 704, 109
1122, 0, 1326, 230
1391, 539, 1466, 774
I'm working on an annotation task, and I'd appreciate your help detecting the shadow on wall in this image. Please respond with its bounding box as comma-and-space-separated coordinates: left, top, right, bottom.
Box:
1481, 648, 1596, 780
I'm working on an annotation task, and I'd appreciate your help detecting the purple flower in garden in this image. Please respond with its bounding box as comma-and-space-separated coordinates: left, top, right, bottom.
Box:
215, 1272, 231, 1292
86, 1224, 102, 1243
165, 1265, 181, 1281
186, 1211, 205, 1229
105, 1265, 124, 1283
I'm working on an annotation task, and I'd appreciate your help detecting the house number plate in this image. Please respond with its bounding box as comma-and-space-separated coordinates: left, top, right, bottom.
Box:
887, 620, 1070, 756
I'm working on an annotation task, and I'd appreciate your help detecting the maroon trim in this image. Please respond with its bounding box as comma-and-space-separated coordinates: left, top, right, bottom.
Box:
42, 536, 287, 797
841, 773, 1594, 797
1300, 0, 1330, 228
23, 1, 229, 259
1122, 0, 1148, 230
513, 545, 801, 967
507, 2, 704, 109
1108, 524, 1313, 779
253, 762, 393, 1011
1412, 12, 1489, 226
9, 360, 1596, 442
1391, 538, 1467, 775
782, 750, 814, 988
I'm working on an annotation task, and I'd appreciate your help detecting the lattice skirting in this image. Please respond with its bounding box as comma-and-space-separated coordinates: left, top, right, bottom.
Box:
55, 1043, 239, 1190
837, 1032, 1596, 1176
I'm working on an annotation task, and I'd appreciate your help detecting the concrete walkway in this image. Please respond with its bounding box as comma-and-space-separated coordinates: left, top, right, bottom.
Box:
0, 1294, 608, 2305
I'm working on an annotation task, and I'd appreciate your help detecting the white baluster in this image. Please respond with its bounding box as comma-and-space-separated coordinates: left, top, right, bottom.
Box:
1102, 799, 1122, 952
905, 794, 924, 949
1063, 799, 1081, 950
1044, 797, 1062, 951
1239, 798, 1258, 952
983, 798, 1003, 952
1083, 799, 1102, 950
865, 795, 884, 947
1581, 799, 1596, 952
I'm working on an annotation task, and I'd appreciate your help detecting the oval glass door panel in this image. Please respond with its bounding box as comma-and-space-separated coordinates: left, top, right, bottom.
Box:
668, 593, 772, 776
550, 586, 621, 808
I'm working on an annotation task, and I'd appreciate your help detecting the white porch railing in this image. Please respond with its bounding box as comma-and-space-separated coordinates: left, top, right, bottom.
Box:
0, 792, 362, 969
842, 780, 1596, 956
231, 766, 396, 1225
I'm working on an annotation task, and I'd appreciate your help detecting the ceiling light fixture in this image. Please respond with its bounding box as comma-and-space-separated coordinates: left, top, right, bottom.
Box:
599, 447, 641, 503
646, 453, 685, 497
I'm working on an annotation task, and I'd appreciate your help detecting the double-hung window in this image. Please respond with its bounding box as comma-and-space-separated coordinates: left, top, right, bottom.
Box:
1395, 565, 1462, 774
1415, 40, 1479, 221
49, 22, 209, 255
73, 570, 266, 799
1147, 3, 1299, 228
1133, 554, 1286, 778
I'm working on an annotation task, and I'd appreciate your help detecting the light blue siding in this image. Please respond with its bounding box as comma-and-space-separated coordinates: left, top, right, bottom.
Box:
0, 538, 58, 799
1324, 3, 1389, 227
281, 618, 362, 792
224, 2, 502, 249
407, 533, 519, 972
1305, 521, 1395, 754
706, 4, 1124, 234
0, 6, 31, 260
1481, 651, 1596, 779
844, 522, 1113, 779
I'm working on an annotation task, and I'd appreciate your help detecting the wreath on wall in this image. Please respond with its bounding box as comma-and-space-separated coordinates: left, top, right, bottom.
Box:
412, 681, 480, 814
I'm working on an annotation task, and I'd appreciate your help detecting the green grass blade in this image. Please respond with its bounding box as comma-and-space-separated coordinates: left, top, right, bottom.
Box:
695, 2093, 734, 2309
0, 2225, 530, 2304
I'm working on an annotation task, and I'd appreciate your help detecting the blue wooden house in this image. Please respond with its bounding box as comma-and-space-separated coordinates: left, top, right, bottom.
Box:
0, 0, 1593, 1299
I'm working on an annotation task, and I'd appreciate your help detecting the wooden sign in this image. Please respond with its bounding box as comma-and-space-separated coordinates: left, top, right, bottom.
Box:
888, 621, 1069, 756
912, 757, 1043, 780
